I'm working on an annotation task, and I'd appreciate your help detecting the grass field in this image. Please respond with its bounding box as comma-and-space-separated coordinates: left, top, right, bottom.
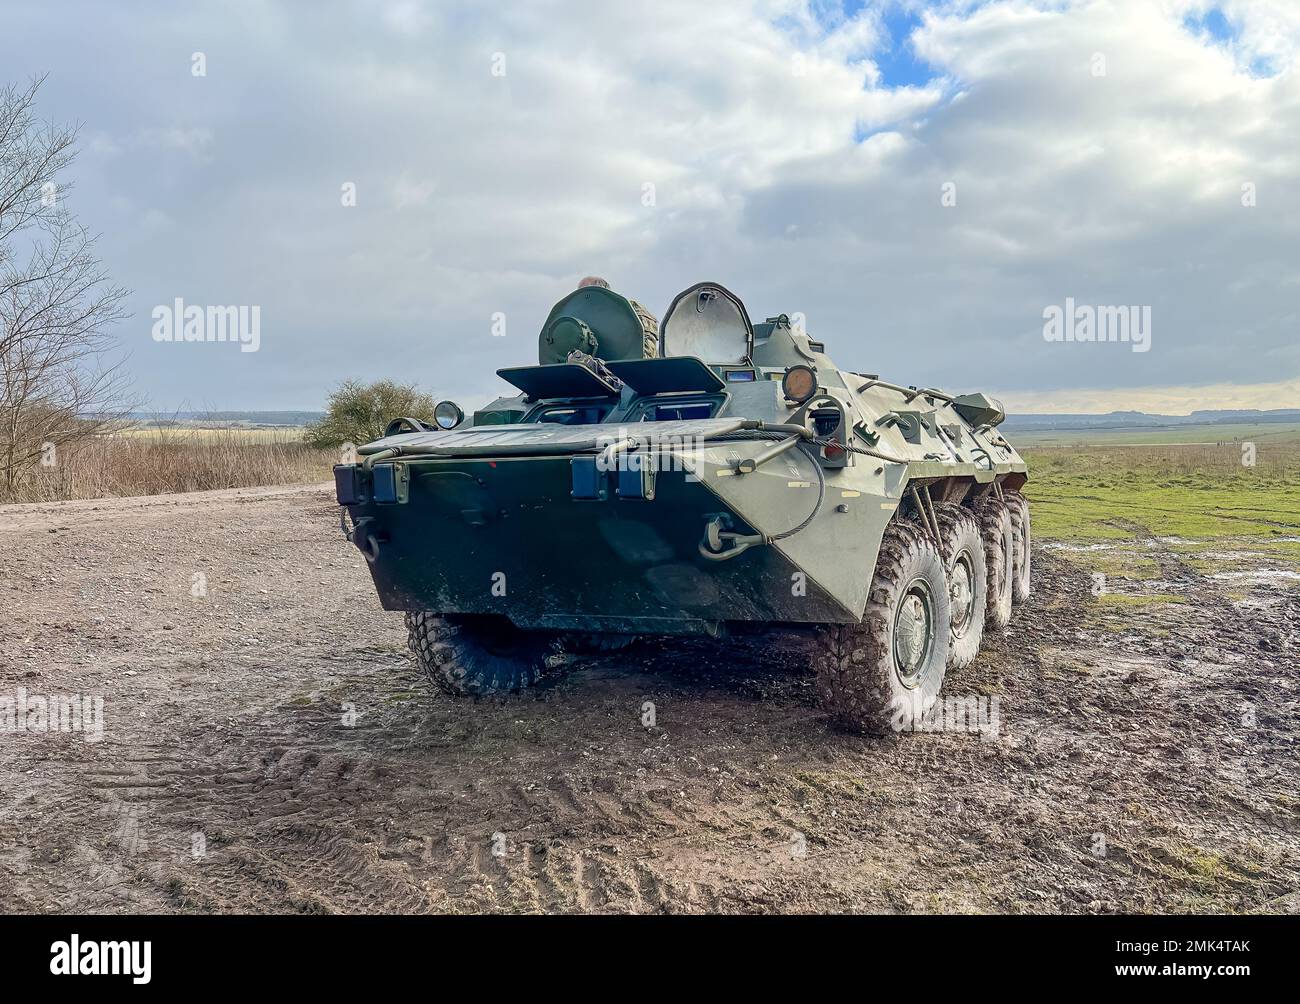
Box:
1025, 445, 1300, 542
1022, 426, 1300, 600
1012, 421, 1300, 447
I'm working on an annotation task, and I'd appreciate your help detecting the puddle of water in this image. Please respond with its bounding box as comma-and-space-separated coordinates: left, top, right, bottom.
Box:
1211, 570, 1300, 583
1041, 542, 1117, 552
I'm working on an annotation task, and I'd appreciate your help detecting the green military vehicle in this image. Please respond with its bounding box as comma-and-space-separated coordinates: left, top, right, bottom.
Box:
335, 278, 1030, 733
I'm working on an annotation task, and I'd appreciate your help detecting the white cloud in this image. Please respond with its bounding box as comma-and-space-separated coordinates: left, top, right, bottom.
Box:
3, 0, 1297, 411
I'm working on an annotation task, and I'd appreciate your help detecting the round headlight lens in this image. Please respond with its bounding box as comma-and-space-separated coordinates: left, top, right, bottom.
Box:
434, 401, 464, 430
781, 365, 817, 404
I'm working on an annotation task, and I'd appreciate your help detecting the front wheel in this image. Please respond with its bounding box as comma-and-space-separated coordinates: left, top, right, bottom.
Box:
406, 613, 563, 696
812, 519, 951, 734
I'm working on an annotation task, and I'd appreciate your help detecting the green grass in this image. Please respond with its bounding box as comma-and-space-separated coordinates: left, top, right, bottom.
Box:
1013, 421, 1300, 448
1023, 440, 1300, 541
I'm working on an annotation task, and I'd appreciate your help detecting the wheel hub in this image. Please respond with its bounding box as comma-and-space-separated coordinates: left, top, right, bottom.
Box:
893, 579, 935, 687
949, 553, 975, 637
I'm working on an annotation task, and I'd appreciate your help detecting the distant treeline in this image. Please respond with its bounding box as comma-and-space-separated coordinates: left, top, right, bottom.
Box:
129, 410, 325, 426
1003, 409, 1300, 432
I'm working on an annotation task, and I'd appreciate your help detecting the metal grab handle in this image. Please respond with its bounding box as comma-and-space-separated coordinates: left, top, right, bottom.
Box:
732, 433, 801, 475
698, 515, 765, 561
698, 531, 764, 561
363, 447, 399, 470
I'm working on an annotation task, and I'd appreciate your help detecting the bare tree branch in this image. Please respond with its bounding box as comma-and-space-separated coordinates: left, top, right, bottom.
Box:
0, 75, 133, 499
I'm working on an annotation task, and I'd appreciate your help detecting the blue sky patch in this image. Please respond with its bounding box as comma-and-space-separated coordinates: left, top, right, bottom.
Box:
1183, 5, 1279, 77
1182, 7, 1237, 44
872, 6, 935, 89
796, 1, 940, 90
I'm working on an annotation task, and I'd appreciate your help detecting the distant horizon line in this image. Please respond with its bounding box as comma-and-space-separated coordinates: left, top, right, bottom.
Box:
123, 406, 1300, 421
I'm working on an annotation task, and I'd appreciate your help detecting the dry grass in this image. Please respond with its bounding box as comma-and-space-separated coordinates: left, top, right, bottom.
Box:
1, 427, 335, 503
114, 425, 307, 444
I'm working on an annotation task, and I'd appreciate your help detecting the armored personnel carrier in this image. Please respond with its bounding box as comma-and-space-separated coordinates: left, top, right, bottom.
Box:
335, 278, 1031, 733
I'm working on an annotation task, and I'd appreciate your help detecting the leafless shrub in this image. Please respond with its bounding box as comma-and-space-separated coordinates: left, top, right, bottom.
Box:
10, 429, 334, 502
0, 75, 133, 501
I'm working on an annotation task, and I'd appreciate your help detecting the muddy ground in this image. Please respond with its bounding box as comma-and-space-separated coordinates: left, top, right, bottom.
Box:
1, 484, 1297, 914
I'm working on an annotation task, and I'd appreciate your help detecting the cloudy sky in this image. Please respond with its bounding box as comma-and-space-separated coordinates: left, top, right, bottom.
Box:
4, 0, 1298, 414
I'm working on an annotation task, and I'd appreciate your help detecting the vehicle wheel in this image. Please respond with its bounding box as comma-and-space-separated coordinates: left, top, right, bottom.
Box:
1006, 490, 1032, 604
406, 612, 562, 696
934, 502, 987, 670
813, 519, 951, 734
977, 496, 1014, 632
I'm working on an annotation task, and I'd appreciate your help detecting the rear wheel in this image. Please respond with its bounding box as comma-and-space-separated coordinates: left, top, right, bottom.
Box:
406, 613, 563, 696
934, 502, 987, 670
813, 520, 951, 734
1006, 490, 1032, 604
978, 497, 1014, 632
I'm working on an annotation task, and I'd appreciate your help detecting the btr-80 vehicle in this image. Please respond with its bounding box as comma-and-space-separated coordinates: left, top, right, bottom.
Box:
335, 278, 1030, 733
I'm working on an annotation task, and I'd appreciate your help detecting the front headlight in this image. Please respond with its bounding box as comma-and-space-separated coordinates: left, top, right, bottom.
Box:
434, 400, 464, 430
781, 364, 817, 404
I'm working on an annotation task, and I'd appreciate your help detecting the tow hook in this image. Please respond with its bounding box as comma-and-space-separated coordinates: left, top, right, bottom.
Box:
698, 514, 765, 561
340, 510, 384, 564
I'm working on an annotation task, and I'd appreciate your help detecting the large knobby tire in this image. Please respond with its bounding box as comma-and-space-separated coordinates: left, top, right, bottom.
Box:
813, 519, 951, 735
977, 497, 1014, 632
934, 502, 987, 670
1006, 490, 1032, 604
406, 612, 562, 696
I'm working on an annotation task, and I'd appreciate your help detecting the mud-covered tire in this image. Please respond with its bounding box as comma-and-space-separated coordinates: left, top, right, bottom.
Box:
1006, 490, 1031, 604
406, 612, 561, 696
977, 497, 1014, 632
934, 502, 986, 670
813, 520, 951, 734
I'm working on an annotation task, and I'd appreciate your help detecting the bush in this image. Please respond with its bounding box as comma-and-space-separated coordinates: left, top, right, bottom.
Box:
304, 379, 438, 449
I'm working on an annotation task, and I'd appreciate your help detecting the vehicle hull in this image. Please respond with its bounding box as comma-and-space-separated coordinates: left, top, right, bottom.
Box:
347, 453, 862, 635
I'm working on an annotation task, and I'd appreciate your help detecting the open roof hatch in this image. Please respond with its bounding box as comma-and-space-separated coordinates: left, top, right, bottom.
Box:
496, 363, 621, 400
605, 356, 726, 395
659, 282, 753, 365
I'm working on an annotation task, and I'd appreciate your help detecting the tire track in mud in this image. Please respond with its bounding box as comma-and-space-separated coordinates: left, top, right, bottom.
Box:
88, 727, 727, 913
4, 484, 1299, 914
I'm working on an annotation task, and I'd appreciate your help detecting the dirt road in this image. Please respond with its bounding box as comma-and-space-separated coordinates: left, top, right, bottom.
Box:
1, 484, 1297, 913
